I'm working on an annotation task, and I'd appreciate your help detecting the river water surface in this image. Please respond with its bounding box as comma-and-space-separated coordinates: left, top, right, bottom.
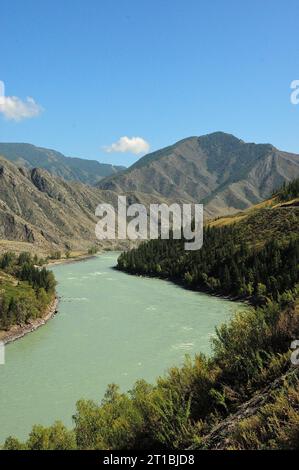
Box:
0, 252, 241, 442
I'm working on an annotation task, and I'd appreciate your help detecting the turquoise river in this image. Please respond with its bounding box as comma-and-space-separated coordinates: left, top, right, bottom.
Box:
0, 252, 242, 443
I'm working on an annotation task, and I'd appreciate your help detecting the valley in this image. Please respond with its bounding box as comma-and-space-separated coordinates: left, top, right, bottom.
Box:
0, 138, 298, 451
2, 1, 298, 455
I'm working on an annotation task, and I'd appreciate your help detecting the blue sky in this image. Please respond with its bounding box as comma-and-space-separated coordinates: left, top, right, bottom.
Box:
0, 0, 299, 166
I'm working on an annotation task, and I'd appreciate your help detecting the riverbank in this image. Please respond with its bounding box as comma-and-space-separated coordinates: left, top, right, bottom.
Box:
46, 253, 97, 267
115, 266, 252, 307
0, 253, 98, 345
0, 297, 59, 345
0, 252, 240, 443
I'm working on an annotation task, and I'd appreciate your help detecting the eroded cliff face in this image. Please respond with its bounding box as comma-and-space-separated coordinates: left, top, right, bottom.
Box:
0, 157, 166, 255
0, 157, 115, 253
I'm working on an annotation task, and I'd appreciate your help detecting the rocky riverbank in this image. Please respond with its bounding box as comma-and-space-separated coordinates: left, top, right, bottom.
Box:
0, 297, 59, 345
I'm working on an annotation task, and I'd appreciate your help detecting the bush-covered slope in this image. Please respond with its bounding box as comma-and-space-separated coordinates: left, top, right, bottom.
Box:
3, 297, 299, 450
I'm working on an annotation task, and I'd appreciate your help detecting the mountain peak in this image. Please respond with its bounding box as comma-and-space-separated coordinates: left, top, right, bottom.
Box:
199, 131, 244, 142
97, 133, 299, 216
197, 132, 277, 151
197, 131, 245, 150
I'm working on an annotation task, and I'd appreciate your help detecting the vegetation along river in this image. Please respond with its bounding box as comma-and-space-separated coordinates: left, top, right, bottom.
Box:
0, 252, 242, 442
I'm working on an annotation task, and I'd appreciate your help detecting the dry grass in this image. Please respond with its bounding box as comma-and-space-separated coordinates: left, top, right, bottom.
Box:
0, 240, 49, 257
209, 214, 247, 227
208, 197, 277, 228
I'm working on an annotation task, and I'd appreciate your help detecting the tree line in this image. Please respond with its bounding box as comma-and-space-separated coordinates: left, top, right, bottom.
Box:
117, 225, 298, 305
275, 177, 299, 202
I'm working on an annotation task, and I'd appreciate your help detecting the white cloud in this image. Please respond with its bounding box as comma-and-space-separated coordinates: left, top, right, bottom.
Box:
0, 90, 43, 122
104, 136, 150, 155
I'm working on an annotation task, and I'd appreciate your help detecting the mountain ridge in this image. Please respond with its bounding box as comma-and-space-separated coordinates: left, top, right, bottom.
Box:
0, 156, 169, 255
98, 132, 299, 216
0, 143, 126, 186
1, 132, 299, 253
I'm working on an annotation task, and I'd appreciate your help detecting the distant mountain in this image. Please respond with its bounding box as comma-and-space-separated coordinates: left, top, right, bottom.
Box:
97, 132, 299, 217
0, 143, 125, 186
0, 156, 167, 255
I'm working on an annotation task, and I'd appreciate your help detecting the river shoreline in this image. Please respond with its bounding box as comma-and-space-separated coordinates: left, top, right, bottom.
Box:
0, 252, 239, 443
114, 266, 252, 307
46, 253, 97, 267
0, 297, 59, 345
0, 254, 98, 346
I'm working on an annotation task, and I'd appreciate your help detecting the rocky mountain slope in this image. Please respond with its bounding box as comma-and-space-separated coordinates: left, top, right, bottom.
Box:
0, 143, 125, 186
98, 132, 299, 217
0, 156, 167, 255
1, 133, 299, 253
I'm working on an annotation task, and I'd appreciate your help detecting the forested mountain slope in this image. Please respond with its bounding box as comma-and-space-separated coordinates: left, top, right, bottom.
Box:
117, 180, 299, 305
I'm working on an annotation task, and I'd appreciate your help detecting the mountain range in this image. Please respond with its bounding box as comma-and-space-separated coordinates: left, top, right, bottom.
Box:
0, 157, 166, 256
0, 143, 125, 186
1, 132, 299, 254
